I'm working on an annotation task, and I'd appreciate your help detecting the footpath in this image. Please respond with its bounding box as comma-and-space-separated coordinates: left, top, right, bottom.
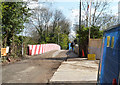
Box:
50, 51, 99, 84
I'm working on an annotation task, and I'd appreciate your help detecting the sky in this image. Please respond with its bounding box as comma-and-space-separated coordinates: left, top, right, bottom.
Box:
50, 1, 119, 40
23, 0, 120, 40
53, 1, 119, 24
27, 0, 120, 26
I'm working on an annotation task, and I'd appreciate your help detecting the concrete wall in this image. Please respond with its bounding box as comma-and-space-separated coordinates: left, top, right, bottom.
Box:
88, 39, 102, 59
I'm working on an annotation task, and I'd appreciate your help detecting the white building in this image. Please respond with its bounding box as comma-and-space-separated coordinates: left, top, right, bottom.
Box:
118, 1, 120, 24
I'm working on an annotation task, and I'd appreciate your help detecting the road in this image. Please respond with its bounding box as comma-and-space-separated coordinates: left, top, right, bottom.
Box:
2, 50, 68, 83
2, 50, 99, 85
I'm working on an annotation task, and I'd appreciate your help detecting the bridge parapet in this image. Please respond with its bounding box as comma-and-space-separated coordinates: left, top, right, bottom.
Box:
28, 44, 61, 56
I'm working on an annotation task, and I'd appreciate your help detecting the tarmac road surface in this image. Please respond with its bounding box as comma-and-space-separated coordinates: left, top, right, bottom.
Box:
2, 50, 99, 85
2, 50, 68, 83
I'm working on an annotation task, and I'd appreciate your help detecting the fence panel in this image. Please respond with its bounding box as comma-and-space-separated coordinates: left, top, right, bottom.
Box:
100, 25, 120, 84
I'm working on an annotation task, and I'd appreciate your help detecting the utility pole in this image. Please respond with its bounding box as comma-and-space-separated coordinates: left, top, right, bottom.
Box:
57, 22, 59, 45
58, 33, 59, 45
118, 1, 120, 24
79, 0, 81, 57
89, 0, 92, 40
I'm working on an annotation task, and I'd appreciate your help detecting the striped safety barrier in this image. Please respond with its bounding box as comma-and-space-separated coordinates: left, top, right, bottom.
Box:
28, 44, 61, 56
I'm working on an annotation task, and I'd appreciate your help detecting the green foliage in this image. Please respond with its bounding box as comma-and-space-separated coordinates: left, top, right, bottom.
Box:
59, 34, 69, 49
1, 2, 31, 57
90, 25, 103, 39
40, 41, 46, 44
0, 3, 2, 47
1, 2, 70, 59
76, 25, 89, 48
13, 35, 23, 57
76, 25, 103, 56
45, 36, 50, 43
76, 25, 103, 45
23, 36, 38, 45
2, 2, 31, 47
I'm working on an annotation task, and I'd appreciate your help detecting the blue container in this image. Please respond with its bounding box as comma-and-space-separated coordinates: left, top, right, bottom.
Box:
100, 24, 120, 84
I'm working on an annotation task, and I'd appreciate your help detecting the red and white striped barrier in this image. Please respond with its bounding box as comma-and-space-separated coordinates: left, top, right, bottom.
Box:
28, 44, 61, 55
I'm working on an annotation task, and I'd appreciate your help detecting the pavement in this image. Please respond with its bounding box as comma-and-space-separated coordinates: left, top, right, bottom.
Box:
50, 51, 99, 84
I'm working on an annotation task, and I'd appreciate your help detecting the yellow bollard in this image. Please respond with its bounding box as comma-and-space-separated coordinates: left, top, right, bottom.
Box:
88, 54, 96, 60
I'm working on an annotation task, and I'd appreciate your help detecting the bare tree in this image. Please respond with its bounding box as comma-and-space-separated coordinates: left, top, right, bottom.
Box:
58, 18, 71, 35
43, 8, 52, 36
29, 6, 53, 42
52, 10, 64, 34
82, 1, 117, 29
52, 10, 71, 35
